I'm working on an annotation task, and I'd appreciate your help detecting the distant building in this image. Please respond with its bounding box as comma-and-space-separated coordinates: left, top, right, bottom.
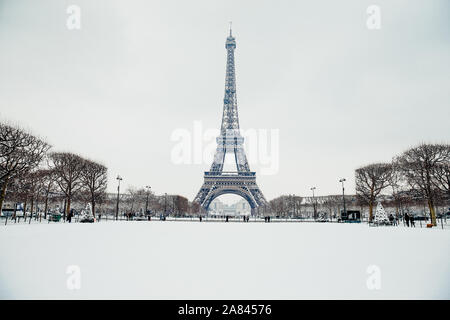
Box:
208, 198, 251, 216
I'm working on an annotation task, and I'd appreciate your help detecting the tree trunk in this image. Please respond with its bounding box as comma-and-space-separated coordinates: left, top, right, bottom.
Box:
66, 197, 71, 221
91, 200, 96, 219
395, 202, 399, 220
35, 200, 39, 221
0, 176, 10, 215
368, 202, 374, 222
30, 197, 34, 222
23, 200, 27, 222
428, 199, 437, 226
44, 194, 49, 220
13, 202, 17, 222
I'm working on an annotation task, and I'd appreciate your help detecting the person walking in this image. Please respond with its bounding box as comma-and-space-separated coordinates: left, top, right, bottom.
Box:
410, 215, 415, 227
404, 212, 410, 227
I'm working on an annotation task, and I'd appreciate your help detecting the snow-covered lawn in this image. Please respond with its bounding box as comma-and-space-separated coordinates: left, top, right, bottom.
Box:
1, 221, 449, 299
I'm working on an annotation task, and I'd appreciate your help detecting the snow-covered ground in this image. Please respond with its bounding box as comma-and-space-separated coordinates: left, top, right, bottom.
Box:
0, 221, 449, 299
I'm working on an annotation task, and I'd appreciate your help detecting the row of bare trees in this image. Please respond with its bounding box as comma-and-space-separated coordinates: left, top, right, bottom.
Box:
50, 152, 107, 219
265, 144, 449, 224
268, 194, 359, 220
269, 195, 303, 217
0, 123, 50, 213
355, 143, 449, 226
0, 122, 199, 221
108, 187, 199, 218
0, 122, 108, 219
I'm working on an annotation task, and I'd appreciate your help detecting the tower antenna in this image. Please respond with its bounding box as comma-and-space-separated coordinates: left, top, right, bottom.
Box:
229, 21, 232, 36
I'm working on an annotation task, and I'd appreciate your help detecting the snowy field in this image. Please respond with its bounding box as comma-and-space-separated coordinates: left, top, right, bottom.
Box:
1, 221, 449, 299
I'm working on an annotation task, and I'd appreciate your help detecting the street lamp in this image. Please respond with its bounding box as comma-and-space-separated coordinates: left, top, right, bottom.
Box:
339, 178, 346, 219
145, 185, 151, 217
115, 175, 122, 220
310, 187, 317, 220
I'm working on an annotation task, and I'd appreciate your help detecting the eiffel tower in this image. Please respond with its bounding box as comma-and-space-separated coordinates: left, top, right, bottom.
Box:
194, 25, 267, 212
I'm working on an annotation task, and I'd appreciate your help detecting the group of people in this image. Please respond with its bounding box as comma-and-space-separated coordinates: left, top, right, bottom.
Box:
404, 212, 416, 227
385, 213, 416, 227
264, 216, 271, 223
388, 214, 398, 226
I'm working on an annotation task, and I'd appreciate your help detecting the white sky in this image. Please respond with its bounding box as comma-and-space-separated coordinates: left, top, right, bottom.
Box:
0, 0, 449, 202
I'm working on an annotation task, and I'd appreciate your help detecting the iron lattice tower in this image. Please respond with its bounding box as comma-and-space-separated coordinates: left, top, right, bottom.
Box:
194, 26, 267, 213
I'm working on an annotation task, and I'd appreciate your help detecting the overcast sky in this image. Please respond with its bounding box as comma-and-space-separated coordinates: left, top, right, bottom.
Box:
0, 0, 449, 203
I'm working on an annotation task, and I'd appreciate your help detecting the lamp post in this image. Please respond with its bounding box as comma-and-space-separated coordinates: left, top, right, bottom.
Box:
310, 187, 316, 220
145, 185, 151, 216
339, 178, 346, 219
115, 175, 122, 220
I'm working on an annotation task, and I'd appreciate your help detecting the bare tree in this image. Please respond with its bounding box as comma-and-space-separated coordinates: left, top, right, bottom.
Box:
189, 201, 202, 215
389, 158, 409, 220
49, 152, 86, 220
355, 163, 392, 221
432, 161, 450, 201
124, 187, 146, 217
322, 196, 340, 221
0, 123, 50, 211
6, 175, 31, 220
22, 170, 44, 221
291, 195, 302, 217
270, 196, 289, 217
80, 159, 107, 219
39, 168, 58, 219
173, 195, 189, 216
397, 144, 450, 226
